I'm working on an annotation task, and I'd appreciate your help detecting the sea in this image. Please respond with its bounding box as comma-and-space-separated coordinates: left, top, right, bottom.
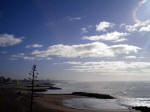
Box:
43, 81, 150, 111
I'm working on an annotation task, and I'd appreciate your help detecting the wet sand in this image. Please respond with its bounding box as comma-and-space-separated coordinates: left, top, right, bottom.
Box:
35, 94, 130, 112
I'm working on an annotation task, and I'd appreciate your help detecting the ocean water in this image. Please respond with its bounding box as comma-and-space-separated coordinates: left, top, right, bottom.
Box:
44, 81, 150, 110
63, 98, 128, 111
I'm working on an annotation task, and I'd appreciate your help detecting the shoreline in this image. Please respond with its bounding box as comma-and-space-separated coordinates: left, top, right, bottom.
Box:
35, 93, 130, 112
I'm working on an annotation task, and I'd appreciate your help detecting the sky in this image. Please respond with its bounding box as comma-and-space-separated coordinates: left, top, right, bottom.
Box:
1, 0, 150, 81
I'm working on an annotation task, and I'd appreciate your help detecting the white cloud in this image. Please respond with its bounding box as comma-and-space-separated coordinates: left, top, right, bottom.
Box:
139, 25, 150, 32
31, 42, 141, 58
31, 42, 114, 58
112, 38, 127, 43
65, 61, 150, 73
68, 16, 82, 21
83, 31, 129, 42
25, 44, 43, 48
10, 52, 51, 60
23, 56, 35, 60
81, 25, 92, 34
81, 27, 88, 33
96, 21, 114, 32
123, 20, 150, 32
125, 56, 136, 59
65, 61, 82, 65
125, 24, 138, 32
0, 34, 23, 47
11, 53, 27, 60
109, 44, 140, 54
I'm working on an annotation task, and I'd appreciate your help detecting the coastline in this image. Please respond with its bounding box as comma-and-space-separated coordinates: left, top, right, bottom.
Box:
35, 94, 130, 112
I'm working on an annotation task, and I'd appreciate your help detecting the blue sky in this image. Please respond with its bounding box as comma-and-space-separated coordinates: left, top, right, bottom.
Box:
1, 0, 150, 81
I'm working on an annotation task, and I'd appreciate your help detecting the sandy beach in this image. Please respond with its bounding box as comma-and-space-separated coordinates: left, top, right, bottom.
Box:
35, 94, 130, 112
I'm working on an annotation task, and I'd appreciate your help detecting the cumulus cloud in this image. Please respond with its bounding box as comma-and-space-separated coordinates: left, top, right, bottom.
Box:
31, 42, 114, 58
31, 42, 141, 58
124, 24, 139, 32
65, 61, 150, 73
109, 44, 140, 54
10, 53, 51, 60
83, 31, 129, 42
96, 21, 114, 32
25, 44, 43, 48
123, 20, 150, 32
139, 25, 150, 32
0, 34, 23, 47
125, 56, 136, 59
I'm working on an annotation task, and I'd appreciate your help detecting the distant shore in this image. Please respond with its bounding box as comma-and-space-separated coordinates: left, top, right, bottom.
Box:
35, 93, 130, 112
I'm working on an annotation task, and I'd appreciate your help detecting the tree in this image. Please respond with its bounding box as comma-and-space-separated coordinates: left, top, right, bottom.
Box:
28, 65, 39, 112
0, 76, 5, 83
0, 76, 11, 83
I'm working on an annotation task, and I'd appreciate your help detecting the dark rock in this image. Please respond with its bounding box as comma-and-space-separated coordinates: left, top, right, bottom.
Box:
48, 86, 61, 90
72, 92, 115, 99
132, 106, 150, 112
28, 88, 47, 92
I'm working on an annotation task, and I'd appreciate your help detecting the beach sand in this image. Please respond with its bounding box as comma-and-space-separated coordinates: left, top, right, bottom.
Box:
35, 94, 130, 112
